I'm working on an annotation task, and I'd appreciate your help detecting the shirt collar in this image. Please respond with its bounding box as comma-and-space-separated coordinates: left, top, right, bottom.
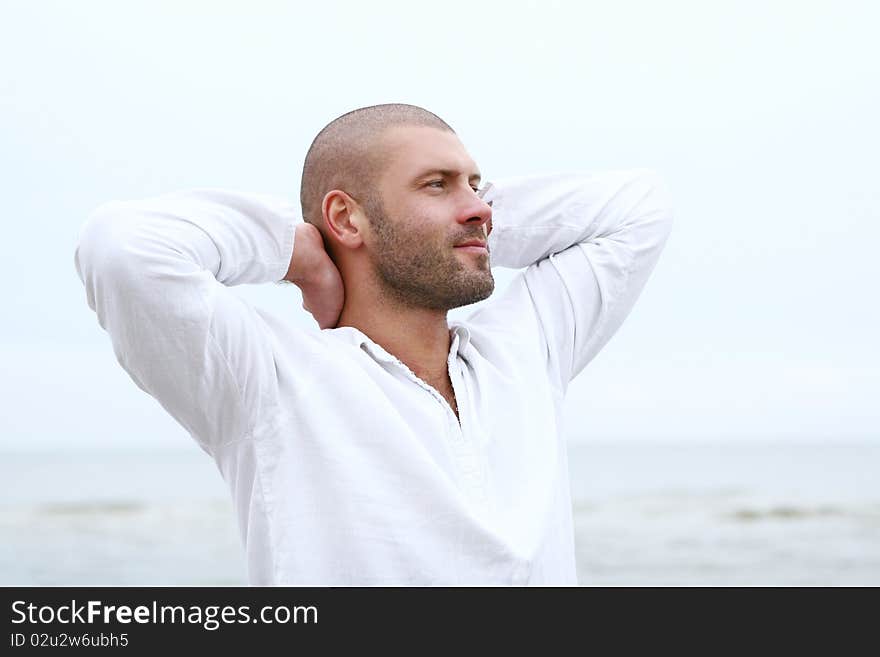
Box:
326, 322, 471, 365
448, 320, 472, 355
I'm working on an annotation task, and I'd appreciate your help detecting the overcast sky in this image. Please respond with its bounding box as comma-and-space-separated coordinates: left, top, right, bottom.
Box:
1, 1, 877, 451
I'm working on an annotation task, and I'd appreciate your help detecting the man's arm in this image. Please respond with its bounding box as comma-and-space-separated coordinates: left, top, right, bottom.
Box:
472, 169, 674, 395
74, 188, 307, 451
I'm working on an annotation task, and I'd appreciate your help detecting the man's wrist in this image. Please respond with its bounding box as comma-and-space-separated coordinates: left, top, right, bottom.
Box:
285, 222, 332, 286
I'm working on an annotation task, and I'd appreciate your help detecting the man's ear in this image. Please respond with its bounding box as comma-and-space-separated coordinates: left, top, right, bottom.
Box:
322, 190, 366, 251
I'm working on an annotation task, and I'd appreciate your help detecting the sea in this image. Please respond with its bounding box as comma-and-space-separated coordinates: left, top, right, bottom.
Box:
1, 442, 878, 586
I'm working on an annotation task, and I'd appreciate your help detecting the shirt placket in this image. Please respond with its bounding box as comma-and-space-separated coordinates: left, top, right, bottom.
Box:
384, 344, 490, 517
445, 351, 490, 517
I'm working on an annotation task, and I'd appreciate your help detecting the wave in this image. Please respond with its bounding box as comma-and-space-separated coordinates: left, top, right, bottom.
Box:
37, 501, 147, 516
726, 505, 880, 522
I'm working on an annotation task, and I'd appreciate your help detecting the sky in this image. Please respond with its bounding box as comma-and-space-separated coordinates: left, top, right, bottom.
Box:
0, 0, 877, 450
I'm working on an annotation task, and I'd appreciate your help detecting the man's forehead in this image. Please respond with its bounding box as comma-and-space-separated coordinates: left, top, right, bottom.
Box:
379, 125, 479, 178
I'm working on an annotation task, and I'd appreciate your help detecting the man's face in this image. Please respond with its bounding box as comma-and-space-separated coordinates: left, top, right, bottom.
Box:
361, 125, 495, 311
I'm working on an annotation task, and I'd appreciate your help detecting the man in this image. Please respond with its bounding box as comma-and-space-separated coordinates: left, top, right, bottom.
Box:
75, 103, 673, 585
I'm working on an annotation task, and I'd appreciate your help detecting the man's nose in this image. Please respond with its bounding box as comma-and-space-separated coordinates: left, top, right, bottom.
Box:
461, 194, 493, 235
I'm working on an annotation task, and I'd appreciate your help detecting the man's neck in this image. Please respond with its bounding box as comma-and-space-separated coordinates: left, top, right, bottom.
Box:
336, 295, 453, 388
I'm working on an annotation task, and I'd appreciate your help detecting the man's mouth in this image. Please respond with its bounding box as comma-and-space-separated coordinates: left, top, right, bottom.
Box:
454, 237, 488, 251
454, 240, 488, 255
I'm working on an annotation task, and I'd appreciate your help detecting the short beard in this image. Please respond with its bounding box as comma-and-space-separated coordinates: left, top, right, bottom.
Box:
363, 195, 495, 311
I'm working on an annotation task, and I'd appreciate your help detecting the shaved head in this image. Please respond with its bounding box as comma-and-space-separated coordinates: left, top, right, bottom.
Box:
299, 103, 455, 234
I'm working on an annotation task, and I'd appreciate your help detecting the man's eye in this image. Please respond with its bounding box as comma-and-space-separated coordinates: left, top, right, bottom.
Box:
425, 180, 481, 193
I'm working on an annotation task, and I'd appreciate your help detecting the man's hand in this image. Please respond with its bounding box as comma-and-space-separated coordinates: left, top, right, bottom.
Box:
284, 223, 345, 329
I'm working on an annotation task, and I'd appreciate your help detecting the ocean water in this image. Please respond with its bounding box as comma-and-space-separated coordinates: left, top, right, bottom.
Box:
1, 442, 878, 586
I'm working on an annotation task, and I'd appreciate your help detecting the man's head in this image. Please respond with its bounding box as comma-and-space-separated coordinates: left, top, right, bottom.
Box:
300, 103, 494, 312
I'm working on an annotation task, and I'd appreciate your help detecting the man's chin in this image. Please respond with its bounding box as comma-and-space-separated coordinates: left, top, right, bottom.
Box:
445, 278, 495, 309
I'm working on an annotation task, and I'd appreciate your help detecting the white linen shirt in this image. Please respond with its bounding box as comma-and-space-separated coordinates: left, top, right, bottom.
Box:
74, 169, 673, 585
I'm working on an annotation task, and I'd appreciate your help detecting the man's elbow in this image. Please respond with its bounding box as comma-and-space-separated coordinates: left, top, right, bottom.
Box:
75, 201, 146, 294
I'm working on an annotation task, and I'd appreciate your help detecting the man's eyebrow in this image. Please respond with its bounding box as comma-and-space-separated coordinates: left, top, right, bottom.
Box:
412, 168, 482, 184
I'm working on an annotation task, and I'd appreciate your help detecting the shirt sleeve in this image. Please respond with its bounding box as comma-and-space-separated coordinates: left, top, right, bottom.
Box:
472, 169, 674, 396
74, 188, 299, 452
